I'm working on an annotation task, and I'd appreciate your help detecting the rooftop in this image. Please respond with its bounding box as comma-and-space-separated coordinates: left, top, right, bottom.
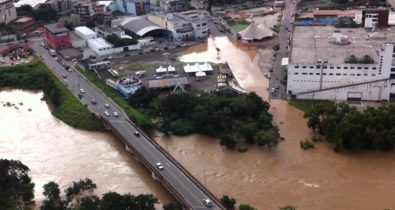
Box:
15, 17, 33, 23
44, 23, 68, 34
291, 26, 395, 64
87, 38, 113, 48
70, 31, 83, 41
112, 16, 166, 37
75, 26, 96, 36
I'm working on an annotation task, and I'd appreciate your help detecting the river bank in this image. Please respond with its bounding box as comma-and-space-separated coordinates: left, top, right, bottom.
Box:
0, 61, 104, 131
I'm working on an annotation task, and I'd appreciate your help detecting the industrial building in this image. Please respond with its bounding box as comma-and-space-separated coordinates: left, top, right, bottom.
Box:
161, 0, 189, 12
75, 26, 97, 40
147, 10, 209, 41
44, 23, 72, 50
287, 26, 395, 102
0, 0, 16, 24
112, 16, 170, 39
87, 38, 114, 56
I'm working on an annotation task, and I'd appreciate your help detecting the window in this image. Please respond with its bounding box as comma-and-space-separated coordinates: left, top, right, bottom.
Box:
357, 67, 362, 69
350, 74, 355, 76
337, 67, 341, 69
316, 73, 320, 75
343, 73, 347, 76
372, 74, 376, 76
344, 67, 348, 69
329, 73, 334, 75
302, 66, 306, 68
294, 72, 299, 75
364, 74, 368, 76
302, 73, 307, 75
336, 73, 341, 75
364, 67, 369, 70
295, 66, 299, 68
323, 73, 327, 75
330, 67, 334, 69
350, 67, 355, 69
357, 74, 361, 76
309, 66, 314, 69
309, 73, 313, 75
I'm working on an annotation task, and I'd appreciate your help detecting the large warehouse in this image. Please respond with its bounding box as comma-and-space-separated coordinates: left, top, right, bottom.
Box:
111, 16, 171, 39
287, 26, 395, 102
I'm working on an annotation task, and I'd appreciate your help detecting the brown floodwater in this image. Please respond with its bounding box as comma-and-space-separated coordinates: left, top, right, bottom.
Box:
0, 90, 171, 204
154, 35, 395, 210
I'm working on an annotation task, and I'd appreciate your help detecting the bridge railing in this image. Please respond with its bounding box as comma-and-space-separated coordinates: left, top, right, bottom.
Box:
101, 118, 193, 210
125, 118, 226, 210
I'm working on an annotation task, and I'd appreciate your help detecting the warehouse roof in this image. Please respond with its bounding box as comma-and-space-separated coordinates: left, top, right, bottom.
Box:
45, 23, 68, 34
112, 16, 167, 37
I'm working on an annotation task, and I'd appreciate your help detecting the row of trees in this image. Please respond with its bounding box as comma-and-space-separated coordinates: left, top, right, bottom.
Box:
304, 103, 395, 151
344, 55, 374, 64
129, 89, 282, 149
16, 4, 57, 22
220, 194, 296, 210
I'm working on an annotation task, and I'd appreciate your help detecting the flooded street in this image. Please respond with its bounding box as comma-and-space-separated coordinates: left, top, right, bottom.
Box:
0, 90, 171, 204
156, 35, 395, 210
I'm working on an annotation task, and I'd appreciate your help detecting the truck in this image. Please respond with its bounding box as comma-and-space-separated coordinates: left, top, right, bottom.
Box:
49, 49, 56, 57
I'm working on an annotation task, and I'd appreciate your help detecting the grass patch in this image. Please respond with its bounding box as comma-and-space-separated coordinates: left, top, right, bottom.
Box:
298, 0, 340, 8
289, 99, 333, 113
75, 64, 153, 130
0, 61, 105, 131
231, 24, 249, 32
126, 63, 157, 72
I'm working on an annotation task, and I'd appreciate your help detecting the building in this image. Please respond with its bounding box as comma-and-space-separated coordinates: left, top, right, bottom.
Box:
296, 9, 356, 26
72, 0, 94, 21
12, 17, 36, 34
147, 10, 209, 41
70, 31, 86, 48
238, 22, 274, 43
112, 16, 170, 39
95, 26, 125, 38
362, 9, 389, 29
0, 0, 17, 24
287, 26, 395, 102
75, 26, 97, 40
87, 38, 114, 56
161, 0, 189, 12
114, 0, 150, 15
48, 0, 73, 16
44, 23, 72, 50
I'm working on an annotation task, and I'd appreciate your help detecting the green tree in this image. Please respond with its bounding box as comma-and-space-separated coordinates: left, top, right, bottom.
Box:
220, 135, 237, 149
163, 203, 182, 210
280, 205, 297, 210
239, 204, 258, 210
254, 128, 281, 148
361, 55, 374, 64
65, 178, 97, 202
0, 159, 35, 209
76, 196, 100, 210
43, 181, 60, 200
345, 55, 358, 63
220, 195, 236, 210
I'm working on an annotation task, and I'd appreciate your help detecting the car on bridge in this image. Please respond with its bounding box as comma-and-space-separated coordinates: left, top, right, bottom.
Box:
202, 199, 213, 208
155, 162, 164, 170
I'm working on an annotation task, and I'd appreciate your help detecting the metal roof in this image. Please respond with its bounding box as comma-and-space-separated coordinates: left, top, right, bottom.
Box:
115, 16, 167, 37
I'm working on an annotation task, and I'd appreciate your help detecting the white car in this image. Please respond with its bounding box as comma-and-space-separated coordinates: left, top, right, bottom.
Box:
104, 111, 110, 117
202, 199, 213, 207
155, 162, 164, 170
113, 112, 119, 117
104, 103, 110, 108
79, 88, 85, 93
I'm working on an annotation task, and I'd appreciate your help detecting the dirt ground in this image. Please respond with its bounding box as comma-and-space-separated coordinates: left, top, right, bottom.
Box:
257, 48, 275, 75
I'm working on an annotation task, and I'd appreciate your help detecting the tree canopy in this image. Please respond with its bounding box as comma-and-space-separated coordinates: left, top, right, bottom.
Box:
304, 103, 395, 151
105, 34, 137, 47
0, 159, 35, 209
129, 89, 282, 149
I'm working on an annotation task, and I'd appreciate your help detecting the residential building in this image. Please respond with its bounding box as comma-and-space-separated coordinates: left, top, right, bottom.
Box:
161, 0, 189, 13
287, 26, 395, 102
70, 31, 86, 48
147, 10, 209, 41
0, 0, 17, 24
12, 17, 36, 34
48, 0, 73, 16
72, 0, 94, 20
114, 0, 150, 15
362, 9, 389, 29
44, 23, 72, 50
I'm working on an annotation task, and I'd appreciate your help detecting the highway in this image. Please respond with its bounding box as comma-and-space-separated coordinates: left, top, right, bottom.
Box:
269, 0, 298, 100
30, 40, 224, 210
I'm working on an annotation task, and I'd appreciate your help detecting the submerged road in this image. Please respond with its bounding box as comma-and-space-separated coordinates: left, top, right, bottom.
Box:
31, 40, 225, 210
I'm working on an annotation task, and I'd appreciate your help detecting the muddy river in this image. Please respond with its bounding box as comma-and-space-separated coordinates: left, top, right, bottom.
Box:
1, 35, 395, 210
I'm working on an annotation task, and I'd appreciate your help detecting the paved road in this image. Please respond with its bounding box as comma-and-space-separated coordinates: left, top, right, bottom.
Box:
30, 40, 224, 210
269, 0, 298, 100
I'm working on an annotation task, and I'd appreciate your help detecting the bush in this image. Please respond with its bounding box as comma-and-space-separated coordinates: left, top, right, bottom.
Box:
300, 138, 315, 150
220, 135, 237, 149
345, 55, 374, 64
238, 147, 248, 153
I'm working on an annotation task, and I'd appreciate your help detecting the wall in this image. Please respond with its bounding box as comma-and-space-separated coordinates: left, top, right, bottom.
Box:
0, 2, 17, 24
45, 31, 72, 50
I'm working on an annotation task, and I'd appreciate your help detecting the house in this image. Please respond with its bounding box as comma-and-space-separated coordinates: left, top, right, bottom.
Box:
0, 0, 17, 24
12, 17, 36, 34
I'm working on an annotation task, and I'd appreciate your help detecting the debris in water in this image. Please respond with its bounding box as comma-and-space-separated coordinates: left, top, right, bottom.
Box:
19, 102, 23, 106
28, 108, 32, 112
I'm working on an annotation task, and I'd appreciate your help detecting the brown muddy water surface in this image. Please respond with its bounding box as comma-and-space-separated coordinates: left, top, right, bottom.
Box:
0, 90, 171, 204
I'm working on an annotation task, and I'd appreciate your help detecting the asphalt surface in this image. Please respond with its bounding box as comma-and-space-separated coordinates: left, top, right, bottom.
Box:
269, 0, 298, 100
30, 40, 224, 210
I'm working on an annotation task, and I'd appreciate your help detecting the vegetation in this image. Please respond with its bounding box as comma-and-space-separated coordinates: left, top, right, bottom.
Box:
40, 178, 159, 210
105, 34, 138, 47
300, 138, 315, 150
17, 4, 57, 21
221, 195, 237, 210
304, 103, 395, 151
289, 100, 333, 113
239, 204, 258, 210
280, 206, 297, 210
335, 19, 358, 28
0, 159, 35, 209
0, 62, 104, 131
345, 55, 374, 64
163, 203, 183, 210
129, 88, 282, 148
75, 64, 153, 130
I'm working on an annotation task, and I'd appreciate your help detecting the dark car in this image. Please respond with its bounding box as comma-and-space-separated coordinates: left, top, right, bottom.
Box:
134, 131, 140, 136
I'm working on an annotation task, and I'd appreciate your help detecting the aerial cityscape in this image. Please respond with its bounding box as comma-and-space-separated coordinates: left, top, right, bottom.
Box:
1, 0, 395, 209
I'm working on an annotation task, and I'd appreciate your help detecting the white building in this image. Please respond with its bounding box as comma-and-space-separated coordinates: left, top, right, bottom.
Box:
87, 38, 114, 56
147, 10, 209, 41
75, 26, 97, 40
287, 26, 395, 102
0, 0, 16, 24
